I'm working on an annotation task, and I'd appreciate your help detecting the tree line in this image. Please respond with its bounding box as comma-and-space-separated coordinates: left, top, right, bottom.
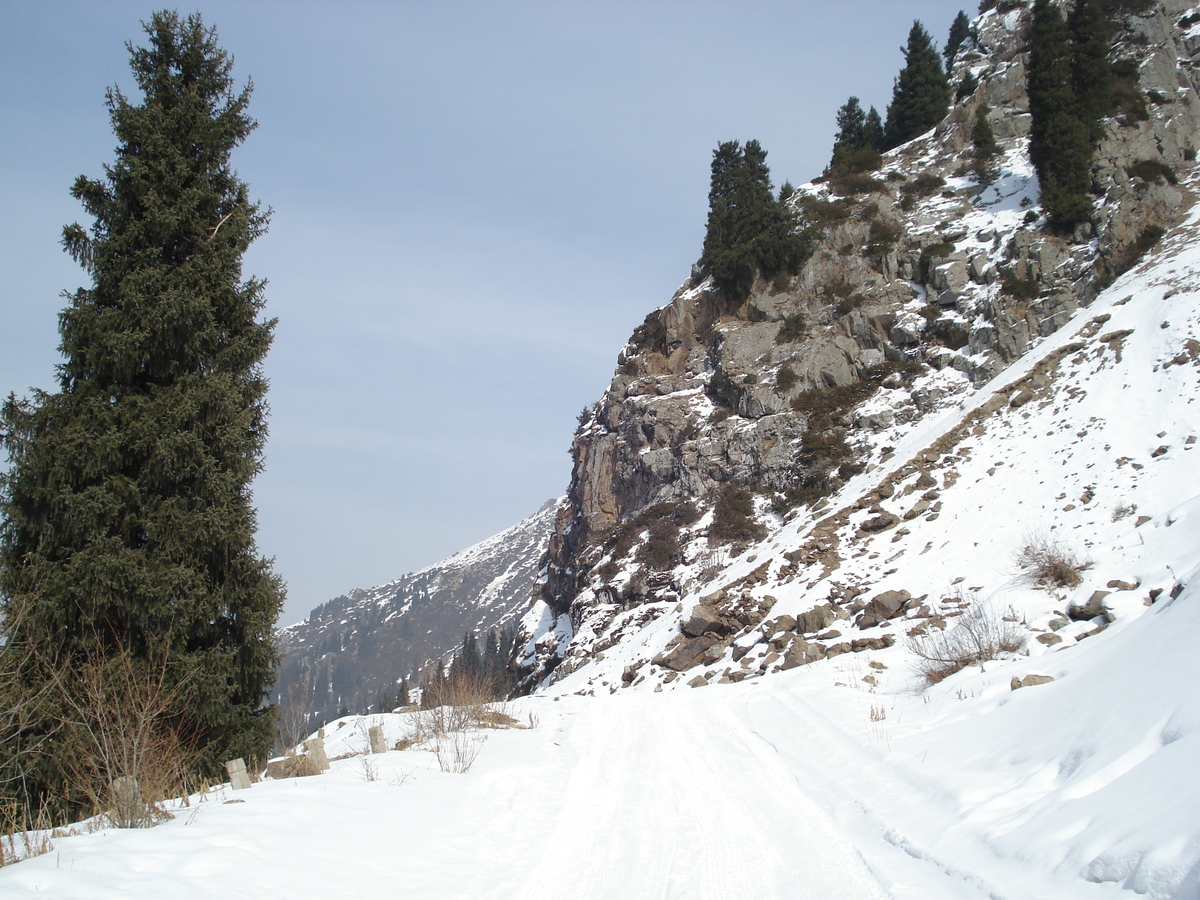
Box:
699, 14, 969, 303
417, 626, 519, 709
700, 0, 1132, 306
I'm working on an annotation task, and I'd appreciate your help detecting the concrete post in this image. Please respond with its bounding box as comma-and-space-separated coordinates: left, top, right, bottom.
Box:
225, 757, 252, 790
368, 725, 386, 754
304, 737, 330, 771
111, 775, 143, 826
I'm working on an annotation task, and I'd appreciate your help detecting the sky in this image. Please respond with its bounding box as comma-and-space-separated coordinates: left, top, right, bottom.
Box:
0, 1, 973, 625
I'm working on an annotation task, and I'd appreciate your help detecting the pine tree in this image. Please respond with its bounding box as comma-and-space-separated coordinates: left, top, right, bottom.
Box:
0, 11, 282, 814
829, 97, 885, 170
831, 96, 867, 159
863, 107, 885, 152
699, 140, 809, 302
945, 11, 972, 67
883, 22, 952, 150
1028, 0, 1094, 230
1068, 0, 1114, 144
971, 105, 1000, 182
956, 70, 979, 102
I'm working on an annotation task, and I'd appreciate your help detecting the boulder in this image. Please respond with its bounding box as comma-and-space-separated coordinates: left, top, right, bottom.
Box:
859, 511, 900, 534
1010, 674, 1055, 691
761, 615, 797, 641
851, 635, 896, 652
795, 605, 836, 635
858, 590, 911, 628
654, 635, 718, 671
681, 604, 724, 637
980, 392, 1008, 414
1068, 591, 1112, 622
780, 638, 827, 670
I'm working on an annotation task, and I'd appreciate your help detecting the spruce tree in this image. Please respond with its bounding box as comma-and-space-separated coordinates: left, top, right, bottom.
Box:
699, 140, 808, 302
945, 11, 972, 68
971, 105, 1000, 182
956, 70, 979, 102
1028, 0, 1094, 230
0, 11, 282, 813
863, 107, 885, 152
831, 96, 867, 160
1068, 0, 1114, 144
883, 22, 952, 150
829, 97, 885, 170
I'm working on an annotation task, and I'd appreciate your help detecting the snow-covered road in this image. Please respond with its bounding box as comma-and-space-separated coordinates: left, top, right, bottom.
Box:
508, 691, 886, 900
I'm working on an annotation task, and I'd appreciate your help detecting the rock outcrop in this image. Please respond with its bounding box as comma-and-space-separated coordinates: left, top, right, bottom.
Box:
518, 1, 1200, 689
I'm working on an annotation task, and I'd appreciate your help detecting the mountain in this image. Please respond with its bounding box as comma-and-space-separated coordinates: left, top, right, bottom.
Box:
515, 0, 1200, 691
274, 498, 561, 725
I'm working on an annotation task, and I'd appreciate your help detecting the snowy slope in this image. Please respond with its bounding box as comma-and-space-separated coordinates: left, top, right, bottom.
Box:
4, 581, 1196, 900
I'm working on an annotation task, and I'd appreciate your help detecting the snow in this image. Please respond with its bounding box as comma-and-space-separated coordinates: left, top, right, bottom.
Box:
5, 563, 1197, 899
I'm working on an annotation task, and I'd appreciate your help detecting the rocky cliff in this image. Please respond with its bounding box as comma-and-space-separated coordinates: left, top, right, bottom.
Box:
275, 498, 560, 723
518, 0, 1200, 688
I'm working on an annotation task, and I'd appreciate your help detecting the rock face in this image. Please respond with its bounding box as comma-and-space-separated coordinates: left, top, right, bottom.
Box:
276, 499, 561, 725
518, 1, 1200, 687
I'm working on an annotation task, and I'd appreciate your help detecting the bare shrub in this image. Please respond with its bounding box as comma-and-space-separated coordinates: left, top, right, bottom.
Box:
49, 649, 197, 827
410, 672, 523, 774
358, 756, 379, 783
1111, 502, 1137, 522
272, 673, 316, 758
430, 728, 484, 775
907, 592, 1025, 686
265, 752, 323, 780
1014, 532, 1091, 588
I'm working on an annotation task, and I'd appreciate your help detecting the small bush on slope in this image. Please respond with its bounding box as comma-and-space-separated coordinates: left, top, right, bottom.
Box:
709, 486, 766, 547
907, 592, 1025, 685
1014, 531, 1091, 588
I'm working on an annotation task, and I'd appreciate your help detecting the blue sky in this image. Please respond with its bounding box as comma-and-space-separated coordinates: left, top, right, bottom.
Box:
1, 1, 973, 624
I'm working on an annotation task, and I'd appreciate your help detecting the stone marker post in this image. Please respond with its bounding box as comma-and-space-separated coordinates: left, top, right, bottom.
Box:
305, 737, 330, 772
111, 775, 143, 826
225, 757, 253, 790
368, 725, 386, 754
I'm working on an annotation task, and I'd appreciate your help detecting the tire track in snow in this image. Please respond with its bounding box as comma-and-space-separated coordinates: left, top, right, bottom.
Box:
736, 684, 1078, 899
511, 691, 888, 900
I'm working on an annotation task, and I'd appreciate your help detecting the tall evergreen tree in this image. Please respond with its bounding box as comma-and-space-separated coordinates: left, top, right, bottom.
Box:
699, 140, 808, 302
1028, 0, 1094, 230
944, 11, 972, 68
0, 11, 282, 813
863, 106, 885, 152
971, 104, 1000, 182
883, 22, 952, 150
829, 97, 885, 170
1068, 0, 1114, 143
831, 96, 866, 157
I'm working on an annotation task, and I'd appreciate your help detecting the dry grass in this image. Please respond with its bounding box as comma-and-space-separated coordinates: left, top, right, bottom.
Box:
907, 591, 1025, 686
1014, 531, 1091, 589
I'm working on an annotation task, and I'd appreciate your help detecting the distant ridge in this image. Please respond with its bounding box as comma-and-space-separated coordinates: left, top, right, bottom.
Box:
274, 498, 561, 725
